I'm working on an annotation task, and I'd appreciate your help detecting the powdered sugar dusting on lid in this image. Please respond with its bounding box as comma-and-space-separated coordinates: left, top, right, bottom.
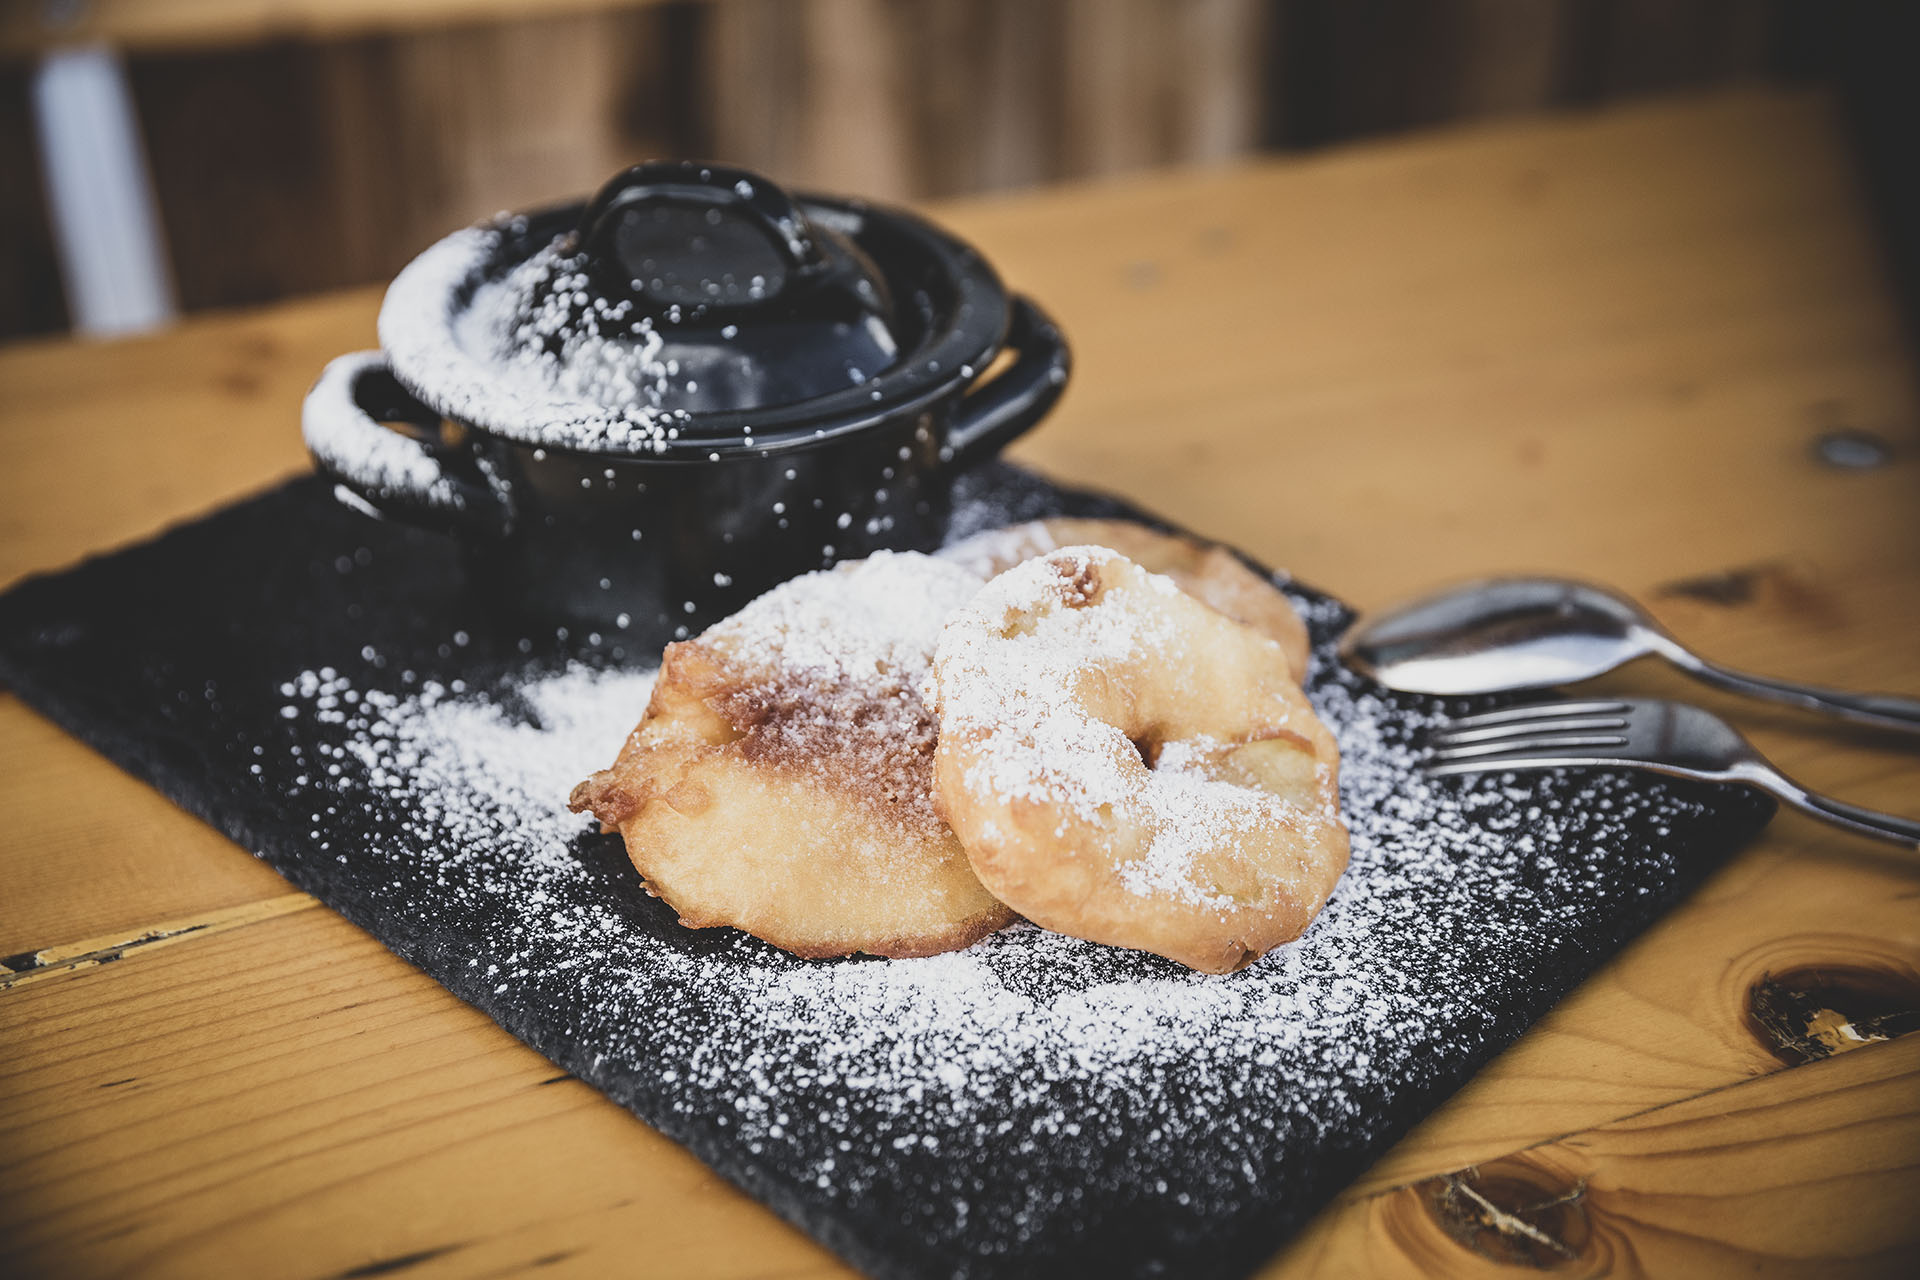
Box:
378, 223, 686, 454
270, 554, 1744, 1274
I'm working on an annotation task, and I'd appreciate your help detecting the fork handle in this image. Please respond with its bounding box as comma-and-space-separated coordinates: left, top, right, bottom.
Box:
1737, 761, 1920, 848
1670, 653, 1920, 737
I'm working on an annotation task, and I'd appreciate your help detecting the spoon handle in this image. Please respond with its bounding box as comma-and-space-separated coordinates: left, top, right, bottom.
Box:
1677, 656, 1920, 736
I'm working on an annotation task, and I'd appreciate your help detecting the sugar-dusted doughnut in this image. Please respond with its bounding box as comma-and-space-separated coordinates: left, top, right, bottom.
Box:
929, 547, 1348, 973
939, 517, 1311, 682
569, 551, 1014, 959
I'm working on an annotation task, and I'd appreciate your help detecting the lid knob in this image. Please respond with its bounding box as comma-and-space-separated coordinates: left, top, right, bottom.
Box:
556, 161, 902, 412
578, 162, 826, 316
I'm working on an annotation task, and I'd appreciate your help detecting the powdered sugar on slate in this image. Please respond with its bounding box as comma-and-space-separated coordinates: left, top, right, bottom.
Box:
273, 573, 1734, 1277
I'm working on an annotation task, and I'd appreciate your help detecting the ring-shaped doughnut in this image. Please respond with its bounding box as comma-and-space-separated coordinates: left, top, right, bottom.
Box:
930, 546, 1348, 973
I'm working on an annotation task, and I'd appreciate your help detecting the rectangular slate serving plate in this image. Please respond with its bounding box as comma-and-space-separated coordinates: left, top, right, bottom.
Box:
0, 463, 1771, 1280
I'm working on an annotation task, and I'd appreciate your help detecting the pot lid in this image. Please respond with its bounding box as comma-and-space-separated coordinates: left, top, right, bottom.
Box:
377, 163, 1010, 457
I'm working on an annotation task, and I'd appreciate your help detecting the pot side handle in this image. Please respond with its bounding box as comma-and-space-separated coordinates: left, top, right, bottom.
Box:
302, 351, 510, 538
942, 295, 1070, 469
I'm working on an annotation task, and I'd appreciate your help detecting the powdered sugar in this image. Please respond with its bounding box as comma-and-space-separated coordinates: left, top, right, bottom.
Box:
708, 550, 983, 694
936, 521, 1063, 579
1119, 763, 1270, 908
933, 547, 1335, 913
268, 539, 1744, 1276
377, 223, 688, 453
661, 550, 987, 844
938, 549, 1166, 824
301, 351, 463, 509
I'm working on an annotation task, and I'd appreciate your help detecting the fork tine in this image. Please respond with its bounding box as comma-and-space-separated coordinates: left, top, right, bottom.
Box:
1426, 753, 1608, 778
1441, 700, 1631, 729
1430, 732, 1630, 762
1431, 713, 1629, 746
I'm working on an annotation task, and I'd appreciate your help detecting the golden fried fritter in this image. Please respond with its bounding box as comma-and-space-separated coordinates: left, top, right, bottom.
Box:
571, 551, 1014, 958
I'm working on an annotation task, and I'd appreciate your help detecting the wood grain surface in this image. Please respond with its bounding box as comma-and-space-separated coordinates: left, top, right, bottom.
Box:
2, 89, 1917, 1279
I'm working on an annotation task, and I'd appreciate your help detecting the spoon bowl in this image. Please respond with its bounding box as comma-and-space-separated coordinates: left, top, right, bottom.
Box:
1339, 575, 1920, 735
1338, 577, 1674, 695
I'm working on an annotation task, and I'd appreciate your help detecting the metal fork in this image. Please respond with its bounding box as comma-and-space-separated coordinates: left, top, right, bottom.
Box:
1426, 698, 1920, 849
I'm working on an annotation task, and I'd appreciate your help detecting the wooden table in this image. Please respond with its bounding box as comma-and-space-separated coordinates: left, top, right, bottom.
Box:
3, 89, 1917, 1278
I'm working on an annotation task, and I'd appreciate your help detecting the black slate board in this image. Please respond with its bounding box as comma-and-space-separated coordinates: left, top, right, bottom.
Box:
0, 464, 1772, 1280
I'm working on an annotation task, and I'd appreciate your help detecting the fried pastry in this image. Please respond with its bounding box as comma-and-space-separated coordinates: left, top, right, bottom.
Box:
939, 517, 1311, 682
570, 551, 1014, 959
929, 547, 1348, 973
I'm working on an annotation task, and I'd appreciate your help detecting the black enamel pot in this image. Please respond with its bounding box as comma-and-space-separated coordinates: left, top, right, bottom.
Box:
303, 162, 1069, 641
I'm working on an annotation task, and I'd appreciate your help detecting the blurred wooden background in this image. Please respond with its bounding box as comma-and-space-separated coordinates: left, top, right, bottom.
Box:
0, 0, 1847, 339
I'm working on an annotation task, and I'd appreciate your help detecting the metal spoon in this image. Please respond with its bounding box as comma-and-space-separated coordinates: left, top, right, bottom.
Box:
1338, 576, 1920, 735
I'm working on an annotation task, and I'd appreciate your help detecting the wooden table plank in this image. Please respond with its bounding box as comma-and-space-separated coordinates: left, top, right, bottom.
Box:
0, 701, 299, 957
3, 823, 1912, 1279
1277, 1033, 1920, 1277
975, 91, 1917, 613
0, 292, 360, 589
0, 908, 845, 1279
3, 88, 1917, 1278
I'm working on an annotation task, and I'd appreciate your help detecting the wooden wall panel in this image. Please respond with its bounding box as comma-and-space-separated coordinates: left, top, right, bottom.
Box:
793, 0, 913, 198
128, 42, 347, 314
1176, 0, 1269, 163
970, 0, 1066, 194
0, 0, 1815, 338
0, 63, 69, 338
705, 0, 809, 185
1438, 0, 1564, 119
122, 6, 681, 315
1061, 0, 1166, 177
894, 0, 986, 196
